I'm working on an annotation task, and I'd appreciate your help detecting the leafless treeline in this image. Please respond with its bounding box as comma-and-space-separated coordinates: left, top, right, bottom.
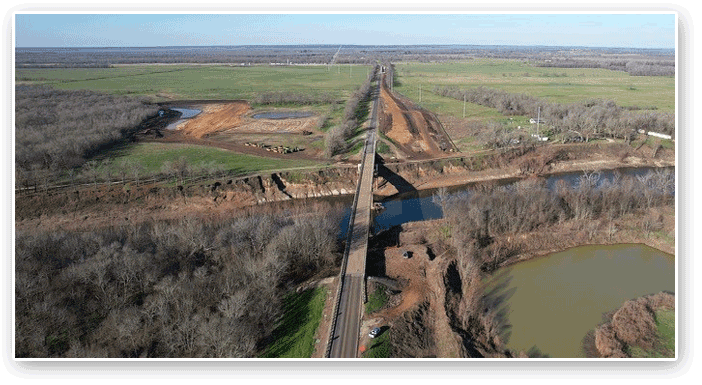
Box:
537, 58, 675, 77
324, 65, 377, 157
435, 169, 674, 357
434, 86, 674, 142
15, 85, 158, 181
16, 46, 673, 75
15, 206, 343, 358
252, 91, 338, 106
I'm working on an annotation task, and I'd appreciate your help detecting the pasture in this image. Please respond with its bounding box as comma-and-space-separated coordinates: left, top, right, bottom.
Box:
394, 59, 675, 115
16, 64, 374, 101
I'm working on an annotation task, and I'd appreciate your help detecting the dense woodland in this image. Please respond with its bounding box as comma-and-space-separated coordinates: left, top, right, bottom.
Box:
15, 206, 343, 358
433, 85, 675, 144
435, 169, 675, 357
15, 85, 158, 185
16, 45, 674, 76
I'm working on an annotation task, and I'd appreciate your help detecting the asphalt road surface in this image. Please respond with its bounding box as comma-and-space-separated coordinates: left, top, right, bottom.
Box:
328, 80, 380, 358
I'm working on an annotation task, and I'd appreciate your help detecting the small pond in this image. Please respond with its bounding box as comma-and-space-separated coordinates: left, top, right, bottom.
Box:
485, 243, 674, 358
165, 107, 202, 130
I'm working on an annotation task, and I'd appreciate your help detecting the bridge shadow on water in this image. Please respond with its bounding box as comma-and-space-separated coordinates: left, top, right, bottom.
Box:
372, 154, 444, 233
366, 155, 421, 278
375, 154, 417, 196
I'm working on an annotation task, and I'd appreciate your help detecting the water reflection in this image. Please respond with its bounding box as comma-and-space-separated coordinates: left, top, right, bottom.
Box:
165, 107, 202, 130
371, 166, 674, 232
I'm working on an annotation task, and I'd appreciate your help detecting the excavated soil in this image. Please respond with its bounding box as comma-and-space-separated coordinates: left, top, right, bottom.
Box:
360, 220, 463, 358
141, 101, 326, 159
378, 82, 455, 160
176, 102, 250, 138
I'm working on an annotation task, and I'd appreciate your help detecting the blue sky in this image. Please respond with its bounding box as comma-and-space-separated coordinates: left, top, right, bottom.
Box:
14, 13, 676, 49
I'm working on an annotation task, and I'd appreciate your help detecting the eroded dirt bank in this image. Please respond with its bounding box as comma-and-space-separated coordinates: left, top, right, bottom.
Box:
360, 197, 674, 358
374, 141, 674, 197
15, 140, 673, 234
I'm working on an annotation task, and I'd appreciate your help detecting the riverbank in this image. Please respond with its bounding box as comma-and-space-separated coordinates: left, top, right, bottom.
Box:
374, 141, 674, 198
15, 140, 673, 235
363, 200, 674, 358
591, 291, 675, 358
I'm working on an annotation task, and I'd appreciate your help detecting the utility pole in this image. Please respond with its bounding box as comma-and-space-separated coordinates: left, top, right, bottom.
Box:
419, 85, 422, 103
349, 64, 352, 78
537, 106, 541, 138
463, 94, 466, 118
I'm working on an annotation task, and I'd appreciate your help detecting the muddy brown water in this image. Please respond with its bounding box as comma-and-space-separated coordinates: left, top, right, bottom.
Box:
485, 243, 674, 358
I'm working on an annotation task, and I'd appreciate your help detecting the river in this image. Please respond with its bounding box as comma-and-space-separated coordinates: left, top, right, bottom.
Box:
370, 166, 674, 233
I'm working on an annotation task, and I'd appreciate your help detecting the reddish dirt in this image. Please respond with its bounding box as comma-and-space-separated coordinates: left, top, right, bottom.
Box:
137, 101, 327, 159
378, 80, 455, 160
138, 124, 323, 161
177, 102, 250, 138
360, 221, 463, 357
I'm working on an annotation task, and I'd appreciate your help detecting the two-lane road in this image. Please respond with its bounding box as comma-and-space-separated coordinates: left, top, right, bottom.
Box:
327, 78, 380, 358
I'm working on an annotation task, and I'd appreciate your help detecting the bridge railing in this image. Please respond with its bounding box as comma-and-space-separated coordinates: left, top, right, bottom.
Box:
325, 149, 366, 358
325, 80, 380, 358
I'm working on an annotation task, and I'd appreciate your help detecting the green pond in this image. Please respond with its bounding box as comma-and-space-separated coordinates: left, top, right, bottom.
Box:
485, 244, 675, 358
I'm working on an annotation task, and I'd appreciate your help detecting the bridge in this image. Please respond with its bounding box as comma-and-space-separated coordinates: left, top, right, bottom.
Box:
326, 78, 381, 358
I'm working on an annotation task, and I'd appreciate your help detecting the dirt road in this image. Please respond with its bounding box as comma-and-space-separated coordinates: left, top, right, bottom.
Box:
378, 80, 455, 159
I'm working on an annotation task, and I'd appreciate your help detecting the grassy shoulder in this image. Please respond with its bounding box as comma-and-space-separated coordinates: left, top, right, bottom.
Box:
363, 331, 390, 358
365, 284, 389, 314
629, 308, 675, 358
262, 287, 328, 358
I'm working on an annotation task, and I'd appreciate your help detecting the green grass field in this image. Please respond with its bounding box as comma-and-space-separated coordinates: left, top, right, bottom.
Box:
629, 308, 675, 358
262, 287, 328, 358
16, 64, 373, 101
97, 142, 324, 180
394, 59, 674, 117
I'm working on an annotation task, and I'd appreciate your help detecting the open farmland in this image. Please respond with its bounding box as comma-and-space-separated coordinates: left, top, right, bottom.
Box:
16, 64, 374, 101
394, 59, 674, 113
390, 59, 674, 152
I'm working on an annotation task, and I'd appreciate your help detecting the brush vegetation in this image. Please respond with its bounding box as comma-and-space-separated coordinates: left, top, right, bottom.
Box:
15, 208, 342, 358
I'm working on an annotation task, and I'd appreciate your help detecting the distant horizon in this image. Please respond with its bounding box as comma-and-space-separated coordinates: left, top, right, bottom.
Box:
14, 43, 675, 50
14, 14, 676, 50
15, 44, 675, 52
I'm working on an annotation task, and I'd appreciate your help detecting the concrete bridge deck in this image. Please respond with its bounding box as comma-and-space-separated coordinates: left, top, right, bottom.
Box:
327, 79, 380, 358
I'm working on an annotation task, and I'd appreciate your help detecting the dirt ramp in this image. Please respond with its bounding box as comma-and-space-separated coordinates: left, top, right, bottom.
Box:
379, 82, 453, 159
178, 101, 250, 138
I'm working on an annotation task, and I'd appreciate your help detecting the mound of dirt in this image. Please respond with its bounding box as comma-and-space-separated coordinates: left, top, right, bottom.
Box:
177, 102, 250, 138
378, 81, 455, 159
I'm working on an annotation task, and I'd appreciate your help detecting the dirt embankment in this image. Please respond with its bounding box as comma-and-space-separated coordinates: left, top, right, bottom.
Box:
176, 102, 250, 138
358, 200, 674, 358
138, 101, 326, 160
14, 166, 361, 233
373, 142, 674, 197
378, 81, 456, 160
